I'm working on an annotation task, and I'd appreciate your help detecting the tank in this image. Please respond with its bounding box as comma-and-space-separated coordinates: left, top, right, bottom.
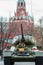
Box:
3, 24, 36, 65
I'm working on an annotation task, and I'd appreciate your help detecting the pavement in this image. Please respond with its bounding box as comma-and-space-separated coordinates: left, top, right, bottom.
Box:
0, 61, 35, 65
15, 62, 35, 65
0, 56, 35, 65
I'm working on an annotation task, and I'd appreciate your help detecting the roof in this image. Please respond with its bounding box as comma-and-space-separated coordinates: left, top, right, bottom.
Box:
28, 15, 34, 21
18, 0, 25, 2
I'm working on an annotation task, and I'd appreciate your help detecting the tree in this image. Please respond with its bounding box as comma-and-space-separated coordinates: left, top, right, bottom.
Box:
0, 17, 9, 59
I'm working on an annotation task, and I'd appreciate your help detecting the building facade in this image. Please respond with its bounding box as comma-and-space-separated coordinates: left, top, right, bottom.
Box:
9, 0, 34, 36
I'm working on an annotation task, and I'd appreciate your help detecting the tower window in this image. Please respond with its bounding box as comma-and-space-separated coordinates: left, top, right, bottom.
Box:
21, 2, 23, 6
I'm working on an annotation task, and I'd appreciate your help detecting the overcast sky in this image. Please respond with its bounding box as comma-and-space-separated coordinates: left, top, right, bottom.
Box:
0, 0, 43, 25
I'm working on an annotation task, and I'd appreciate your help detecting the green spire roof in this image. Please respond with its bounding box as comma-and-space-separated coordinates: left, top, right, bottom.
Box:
18, 0, 25, 2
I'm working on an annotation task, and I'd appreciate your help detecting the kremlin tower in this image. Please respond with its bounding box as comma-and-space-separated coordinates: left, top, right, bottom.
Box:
3, 0, 42, 47
9, 0, 34, 36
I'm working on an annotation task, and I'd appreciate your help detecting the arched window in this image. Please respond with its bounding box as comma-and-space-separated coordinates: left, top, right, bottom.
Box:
21, 2, 23, 6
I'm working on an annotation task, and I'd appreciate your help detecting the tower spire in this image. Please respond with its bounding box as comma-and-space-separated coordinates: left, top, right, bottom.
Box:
18, 0, 25, 2
17, 0, 25, 8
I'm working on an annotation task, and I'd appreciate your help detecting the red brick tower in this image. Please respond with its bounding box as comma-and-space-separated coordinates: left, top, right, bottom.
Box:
9, 0, 34, 36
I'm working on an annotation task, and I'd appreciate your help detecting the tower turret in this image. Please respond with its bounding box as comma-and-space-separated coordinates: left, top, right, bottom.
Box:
17, 0, 25, 8
15, 0, 28, 20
